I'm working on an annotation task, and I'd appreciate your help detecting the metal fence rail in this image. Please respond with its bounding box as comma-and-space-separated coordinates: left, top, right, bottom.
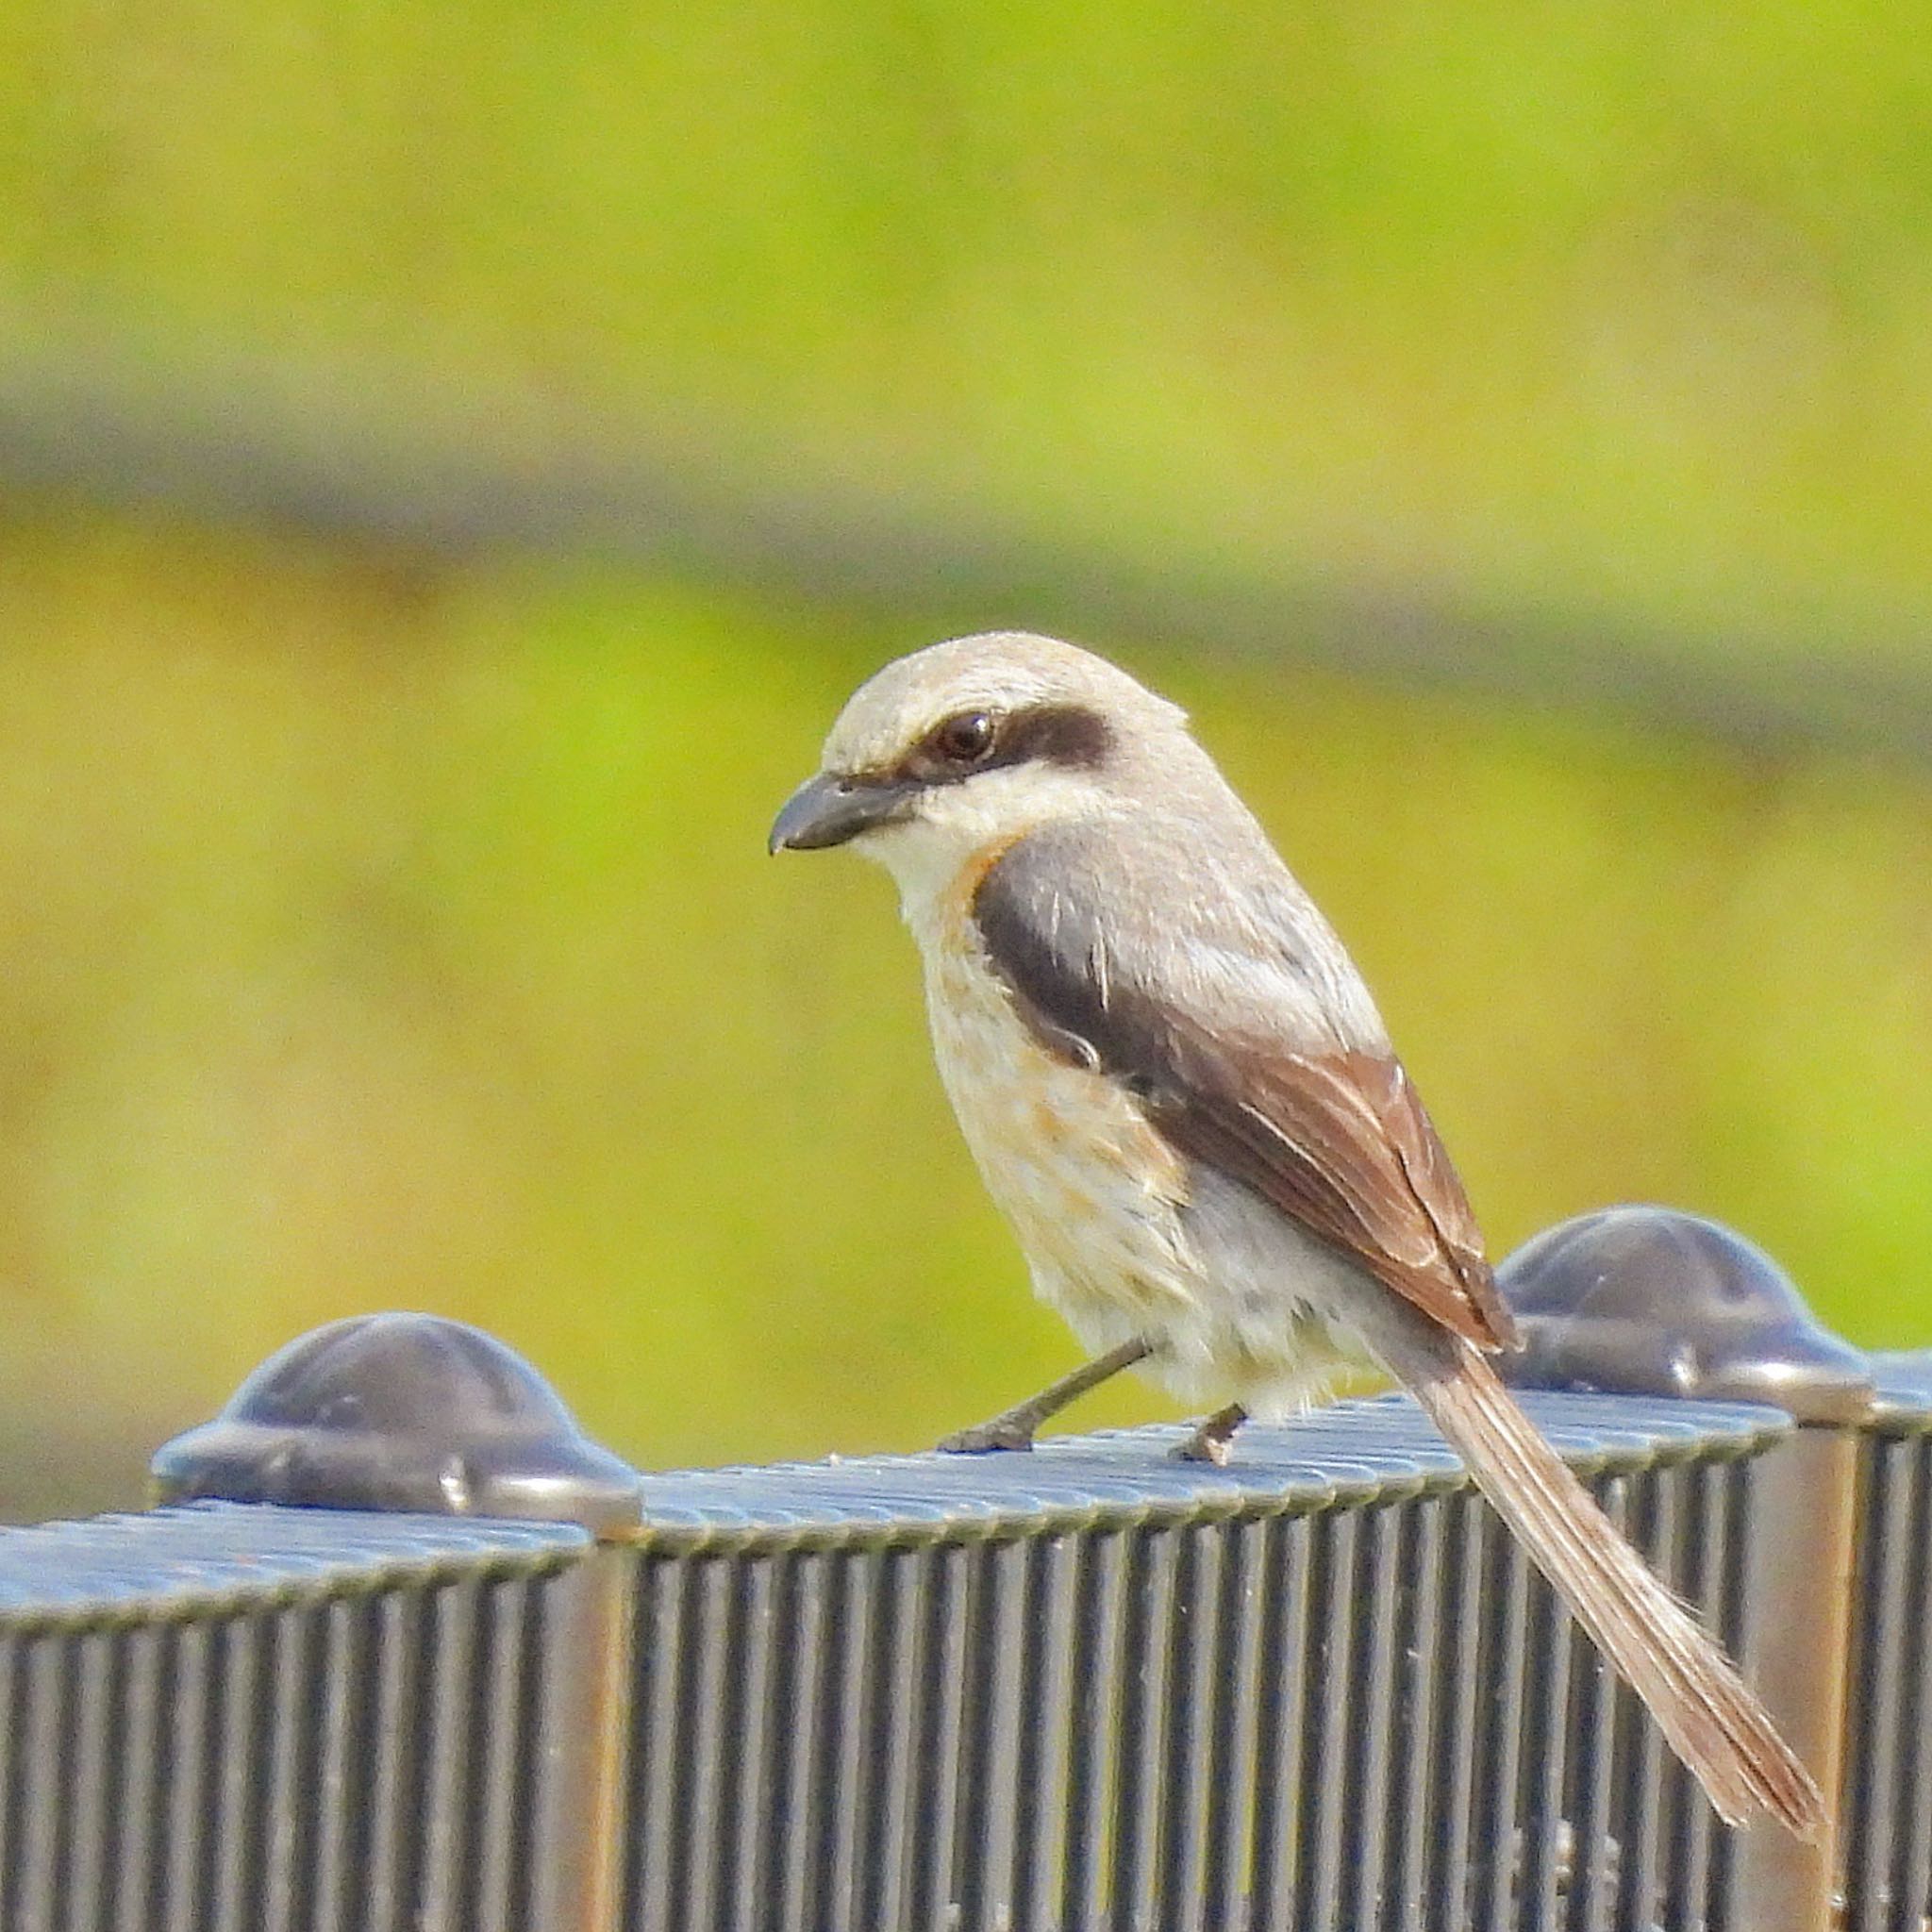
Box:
1841, 1355, 1932, 1932
0, 1508, 592, 1932
617, 1396, 1782, 1932
0, 1212, 1926, 1932
0, 1393, 1800, 1932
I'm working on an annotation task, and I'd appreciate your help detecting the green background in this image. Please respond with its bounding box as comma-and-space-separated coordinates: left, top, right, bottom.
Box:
2, 3, 1928, 1517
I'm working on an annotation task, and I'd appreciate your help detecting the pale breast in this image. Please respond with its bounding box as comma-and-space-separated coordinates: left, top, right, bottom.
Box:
918, 921, 1203, 1340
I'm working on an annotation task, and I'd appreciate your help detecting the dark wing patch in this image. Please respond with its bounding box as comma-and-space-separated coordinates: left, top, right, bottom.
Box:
973, 835, 1517, 1352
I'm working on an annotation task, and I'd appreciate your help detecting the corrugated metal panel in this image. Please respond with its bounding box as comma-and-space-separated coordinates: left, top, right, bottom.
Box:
1841, 1357, 1932, 1932
0, 1503, 588, 1932
1587, 1411, 1748, 1932
617, 1391, 1790, 1932
0, 1397, 1796, 1932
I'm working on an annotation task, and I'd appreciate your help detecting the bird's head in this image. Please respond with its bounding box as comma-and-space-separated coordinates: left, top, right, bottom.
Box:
768, 631, 1191, 897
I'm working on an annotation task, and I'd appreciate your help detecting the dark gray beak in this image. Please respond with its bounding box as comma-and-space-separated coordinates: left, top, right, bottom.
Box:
767, 773, 914, 854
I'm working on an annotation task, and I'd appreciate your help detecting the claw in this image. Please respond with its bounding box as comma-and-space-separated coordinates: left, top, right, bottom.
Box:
1173, 1402, 1247, 1466
937, 1421, 1038, 1455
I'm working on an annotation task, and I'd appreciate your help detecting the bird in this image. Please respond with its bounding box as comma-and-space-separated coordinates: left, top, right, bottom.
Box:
768, 628, 1822, 1837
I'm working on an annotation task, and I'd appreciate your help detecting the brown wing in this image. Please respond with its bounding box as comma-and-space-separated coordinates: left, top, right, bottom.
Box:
973, 836, 1517, 1353
1152, 1034, 1515, 1349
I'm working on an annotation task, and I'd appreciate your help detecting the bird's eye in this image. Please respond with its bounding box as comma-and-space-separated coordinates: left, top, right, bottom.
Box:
932, 710, 997, 765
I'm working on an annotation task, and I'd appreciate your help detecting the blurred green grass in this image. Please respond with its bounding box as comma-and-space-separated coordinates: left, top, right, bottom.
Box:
1, 514, 1926, 1512
0, 2, 1928, 1511
5, 2, 1929, 658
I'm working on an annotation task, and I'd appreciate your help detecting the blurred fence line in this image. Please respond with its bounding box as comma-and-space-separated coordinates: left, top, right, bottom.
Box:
4, 334, 1931, 770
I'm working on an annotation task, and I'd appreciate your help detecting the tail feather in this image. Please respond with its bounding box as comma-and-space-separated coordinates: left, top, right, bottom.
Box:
1407, 1341, 1823, 1836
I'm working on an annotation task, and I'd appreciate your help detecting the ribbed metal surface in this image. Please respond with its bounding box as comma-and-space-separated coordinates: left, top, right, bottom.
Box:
0, 1503, 589, 1932
1841, 1357, 1932, 1932
1522, 1395, 1756, 1932
619, 1391, 1790, 1932
0, 1398, 1797, 1932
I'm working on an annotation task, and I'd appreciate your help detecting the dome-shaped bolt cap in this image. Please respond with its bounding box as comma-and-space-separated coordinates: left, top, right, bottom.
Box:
1494, 1206, 1874, 1425
151, 1313, 643, 1533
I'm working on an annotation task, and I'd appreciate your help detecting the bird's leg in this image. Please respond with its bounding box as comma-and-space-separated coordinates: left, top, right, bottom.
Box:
936, 1337, 1155, 1453
1174, 1402, 1249, 1466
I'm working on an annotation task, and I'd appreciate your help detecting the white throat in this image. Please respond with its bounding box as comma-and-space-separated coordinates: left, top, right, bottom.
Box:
849, 766, 1108, 941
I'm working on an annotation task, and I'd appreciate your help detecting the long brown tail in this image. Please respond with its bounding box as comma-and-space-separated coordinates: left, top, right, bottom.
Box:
1403, 1339, 1824, 1836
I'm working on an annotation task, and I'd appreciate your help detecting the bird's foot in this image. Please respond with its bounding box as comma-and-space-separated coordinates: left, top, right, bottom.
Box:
937, 1419, 1038, 1455
1171, 1403, 1248, 1467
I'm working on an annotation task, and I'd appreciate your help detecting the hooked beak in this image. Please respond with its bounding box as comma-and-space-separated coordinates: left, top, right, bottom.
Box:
767, 773, 915, 854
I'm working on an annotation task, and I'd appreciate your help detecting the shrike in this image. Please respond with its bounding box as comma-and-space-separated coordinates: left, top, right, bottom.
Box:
770, 629, 1819, 1835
